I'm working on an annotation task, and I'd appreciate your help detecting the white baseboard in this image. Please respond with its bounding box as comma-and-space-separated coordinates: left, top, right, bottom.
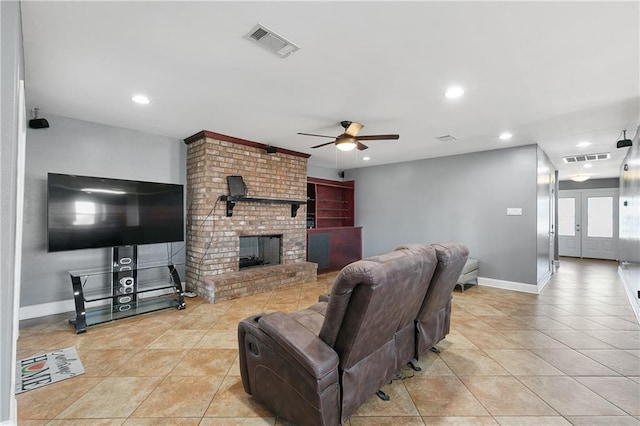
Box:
19, 299, 75, 320
1, 397, 17, 426
19, 288, 175, 320
9, 396, 17, 426
537, 270, 552, 292
478, 276, 540, 294
618, 266, 640, 324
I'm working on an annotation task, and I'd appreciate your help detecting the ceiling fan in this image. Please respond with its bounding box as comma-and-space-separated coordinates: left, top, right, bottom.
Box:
298, 121, 400, 151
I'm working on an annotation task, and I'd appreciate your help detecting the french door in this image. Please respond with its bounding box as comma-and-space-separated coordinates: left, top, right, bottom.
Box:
558, 189, 619, 260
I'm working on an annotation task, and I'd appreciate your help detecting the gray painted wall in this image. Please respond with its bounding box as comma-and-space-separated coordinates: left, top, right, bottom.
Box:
1, 0, 24, 421
536, 147, 555, 284
21, 114, 187, 309
619, 126, 640, 311
345, 144, 539, 285
307, 163, 343, 181
559, 178, 619, 190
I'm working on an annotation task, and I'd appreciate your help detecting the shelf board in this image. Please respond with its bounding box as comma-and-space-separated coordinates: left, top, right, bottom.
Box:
219, 195, 307, 217
76, 296, 180, 328
70, 261, 184, 278
82, 282, 178, 303
320, 199, 348, 203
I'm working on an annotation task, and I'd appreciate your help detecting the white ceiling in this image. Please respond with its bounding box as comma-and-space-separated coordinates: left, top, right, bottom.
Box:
21, 1, 639, 180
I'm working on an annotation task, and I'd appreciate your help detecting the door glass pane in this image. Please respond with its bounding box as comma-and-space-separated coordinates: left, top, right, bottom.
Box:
587, 197, 613, 238
558, 198, 576, 236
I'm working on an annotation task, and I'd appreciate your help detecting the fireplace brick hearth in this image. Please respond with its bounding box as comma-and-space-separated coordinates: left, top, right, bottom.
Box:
183, 131, 316, 303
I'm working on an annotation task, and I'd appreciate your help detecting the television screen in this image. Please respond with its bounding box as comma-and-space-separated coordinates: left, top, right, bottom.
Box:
47, 173, 184, 252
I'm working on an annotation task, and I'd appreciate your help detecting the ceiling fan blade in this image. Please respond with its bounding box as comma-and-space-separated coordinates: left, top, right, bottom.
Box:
297, 132, 335, 139
357, 142, 369, 151
356, 134, 400, 141
344, 121, 364, 137
311, 140, 337, 149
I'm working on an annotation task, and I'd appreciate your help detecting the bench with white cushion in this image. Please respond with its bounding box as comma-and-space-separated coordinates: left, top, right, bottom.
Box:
456, 258, 478, 292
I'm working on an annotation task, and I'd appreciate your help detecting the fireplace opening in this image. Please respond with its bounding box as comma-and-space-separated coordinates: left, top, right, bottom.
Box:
239, 235, 282, 269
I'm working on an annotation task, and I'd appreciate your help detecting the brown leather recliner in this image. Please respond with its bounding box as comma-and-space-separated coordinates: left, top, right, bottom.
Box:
391, 244, 438, 372
238, 245, 437, 426
413, 243, 469, 358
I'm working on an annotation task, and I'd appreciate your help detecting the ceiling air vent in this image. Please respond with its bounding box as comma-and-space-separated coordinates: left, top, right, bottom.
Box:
562, 152, 610, 163
436, 135, 457, 142
244, 24, 300, 58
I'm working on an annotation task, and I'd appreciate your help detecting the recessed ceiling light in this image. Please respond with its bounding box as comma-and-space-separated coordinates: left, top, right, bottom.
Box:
570, 175, 590, 182
583, 163, 593, 168
362, 156, 371, 161
132, 95, 150, 105
445, 86, 464, 99
576, 141, 591, 148
499, 132, 512, 140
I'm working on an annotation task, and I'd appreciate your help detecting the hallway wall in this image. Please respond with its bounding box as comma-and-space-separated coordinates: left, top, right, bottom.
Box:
1, 0, 24, 421
618, 125, 640, 320
346, 144, 540, 287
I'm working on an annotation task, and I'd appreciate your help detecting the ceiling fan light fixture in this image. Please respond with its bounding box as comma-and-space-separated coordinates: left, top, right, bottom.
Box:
336, 136, 357, 151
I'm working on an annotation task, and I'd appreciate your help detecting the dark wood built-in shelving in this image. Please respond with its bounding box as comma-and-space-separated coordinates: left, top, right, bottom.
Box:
306, 178, 355, 228
306, 177, 361, 272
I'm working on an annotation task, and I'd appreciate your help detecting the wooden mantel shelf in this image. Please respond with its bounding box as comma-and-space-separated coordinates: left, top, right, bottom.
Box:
218, 195, 307, 217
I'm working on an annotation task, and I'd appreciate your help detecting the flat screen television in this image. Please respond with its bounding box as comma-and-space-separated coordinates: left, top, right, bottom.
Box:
47, 173, 184, 252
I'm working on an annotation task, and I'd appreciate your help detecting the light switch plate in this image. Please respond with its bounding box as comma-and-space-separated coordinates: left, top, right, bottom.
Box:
507, 208, 523, 216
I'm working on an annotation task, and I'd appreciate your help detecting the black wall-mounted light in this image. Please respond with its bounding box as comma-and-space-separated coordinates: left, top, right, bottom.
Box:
266, 145, 277, 154
617, 130, 632, 148
29, 107, 50, 129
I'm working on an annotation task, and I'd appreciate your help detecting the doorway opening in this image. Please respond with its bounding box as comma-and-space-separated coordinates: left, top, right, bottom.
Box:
558, 189, 619, 260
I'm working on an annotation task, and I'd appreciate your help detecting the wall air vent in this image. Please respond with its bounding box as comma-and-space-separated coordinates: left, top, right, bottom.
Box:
436, 135, 457, 142
562, 152, 610, 163
244, 24, 300, 58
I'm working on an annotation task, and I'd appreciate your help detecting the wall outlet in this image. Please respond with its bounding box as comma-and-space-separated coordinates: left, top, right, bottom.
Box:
506, 208, 523, 216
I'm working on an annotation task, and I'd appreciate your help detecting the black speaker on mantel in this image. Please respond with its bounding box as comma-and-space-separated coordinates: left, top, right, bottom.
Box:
112, 246, 138, 312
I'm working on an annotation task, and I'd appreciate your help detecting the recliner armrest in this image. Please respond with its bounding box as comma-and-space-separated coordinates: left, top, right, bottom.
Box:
238, 312, 341, 425
258, 312, 339, 379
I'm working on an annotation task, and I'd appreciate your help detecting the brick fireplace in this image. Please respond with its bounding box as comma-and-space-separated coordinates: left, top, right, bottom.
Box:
183, 131, 317, 302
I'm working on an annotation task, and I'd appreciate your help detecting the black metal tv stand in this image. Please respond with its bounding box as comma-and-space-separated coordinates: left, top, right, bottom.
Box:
69, 246, 185, 333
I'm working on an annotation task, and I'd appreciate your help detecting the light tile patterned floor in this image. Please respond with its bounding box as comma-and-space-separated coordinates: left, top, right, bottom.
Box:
17, 257, 640, 425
